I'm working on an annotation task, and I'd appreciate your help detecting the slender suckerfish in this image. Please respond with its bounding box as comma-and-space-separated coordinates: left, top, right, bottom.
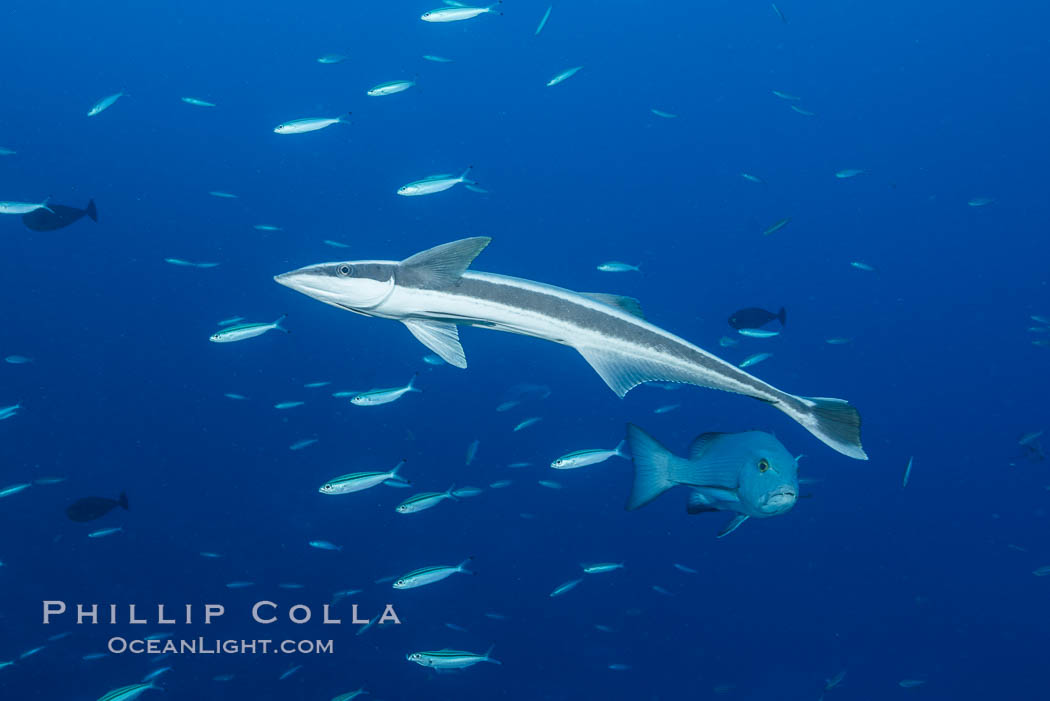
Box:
274, 238, 866, 459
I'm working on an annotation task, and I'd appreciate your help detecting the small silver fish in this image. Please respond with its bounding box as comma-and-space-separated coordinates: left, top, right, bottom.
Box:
738, 352, 772, 368
181, 97, 216, 107
309, 540, 342, 552
87, 92, 126, 116
367, 79, 416, 97
850, 261, 876, 272
88, 527, 123, 538
394, 559, 473, 589
597, 261, 639, 272
513, 417, 543, 432
550, 578, 582, 597
351, 375, 420, 406
738, 328, 780, 338
274, 113, 350, 134
547, 66, 583, 87
210, 316, 288, 343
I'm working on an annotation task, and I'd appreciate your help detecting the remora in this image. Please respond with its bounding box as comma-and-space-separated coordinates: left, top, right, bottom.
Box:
274, 237, 866, 459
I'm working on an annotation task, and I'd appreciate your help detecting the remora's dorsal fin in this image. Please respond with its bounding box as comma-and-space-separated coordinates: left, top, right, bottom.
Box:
579, 293, 646, 319
403, 319, 467, 368
688, 432, 726, 460
399, 237, 492, 288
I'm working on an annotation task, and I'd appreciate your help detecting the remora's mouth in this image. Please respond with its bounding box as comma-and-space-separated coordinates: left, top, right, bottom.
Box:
273, 269, 318, 295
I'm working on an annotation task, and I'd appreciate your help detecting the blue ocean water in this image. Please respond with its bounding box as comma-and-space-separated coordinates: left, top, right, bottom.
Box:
1, 0, 1048, 698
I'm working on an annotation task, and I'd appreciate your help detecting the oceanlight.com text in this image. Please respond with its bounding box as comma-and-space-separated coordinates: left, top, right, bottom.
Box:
108, 637, 335, 655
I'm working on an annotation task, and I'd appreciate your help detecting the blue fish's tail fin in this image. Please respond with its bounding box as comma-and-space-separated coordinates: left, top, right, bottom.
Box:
118, 492, 129, 511
86, 199, 98, 222
779, 396, 867, 460
625, 424, 681, 510
777, 307, 786, 326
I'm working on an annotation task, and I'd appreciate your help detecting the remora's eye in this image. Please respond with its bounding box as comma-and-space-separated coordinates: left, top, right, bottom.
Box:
338, 265, 352, 276
758, 458, 770, 472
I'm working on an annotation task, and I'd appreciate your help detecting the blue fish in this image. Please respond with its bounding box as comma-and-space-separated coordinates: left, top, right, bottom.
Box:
625, 425, 799, 537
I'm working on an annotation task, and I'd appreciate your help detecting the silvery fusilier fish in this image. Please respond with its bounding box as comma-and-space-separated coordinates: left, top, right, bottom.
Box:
625, 425, 799, 537
274, 237, 866, 459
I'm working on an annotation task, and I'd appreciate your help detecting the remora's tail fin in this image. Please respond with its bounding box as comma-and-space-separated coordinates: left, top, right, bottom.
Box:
777, 307, 786, 326
118, 492, 129, 510
778, 396, 867, 460
85, 199, 98, 222
625, 424, 679, 510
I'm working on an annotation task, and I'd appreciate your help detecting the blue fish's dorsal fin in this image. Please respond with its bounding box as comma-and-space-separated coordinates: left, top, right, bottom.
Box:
400, 237, 491, 287
579, 293, 646, 319
688, 432, 727, 460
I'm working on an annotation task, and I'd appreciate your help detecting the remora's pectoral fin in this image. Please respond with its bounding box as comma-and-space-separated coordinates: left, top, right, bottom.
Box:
403, 320, 467, 368
716, 514, 749, 538
577, 346, 719, 398
399, 237, 492, 288
579, 293, 646, 319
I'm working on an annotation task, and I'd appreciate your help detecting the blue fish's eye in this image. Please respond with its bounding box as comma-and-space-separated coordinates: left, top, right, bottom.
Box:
758, 458, 770, 472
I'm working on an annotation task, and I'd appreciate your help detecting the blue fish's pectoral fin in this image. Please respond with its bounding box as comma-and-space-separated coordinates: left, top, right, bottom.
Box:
578, 346, 718, 398
403, 320, 467, 368
688, 432, 728, 459
686, 491, 719, 515
579, 293, 646, 319
716, 514, 749, 538
399, 237, 492, 287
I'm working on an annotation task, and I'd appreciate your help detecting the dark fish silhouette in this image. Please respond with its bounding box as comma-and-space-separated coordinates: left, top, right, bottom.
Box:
22, 199, 97, 232
65, 492, 128, 522
728, 307, 786, 330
